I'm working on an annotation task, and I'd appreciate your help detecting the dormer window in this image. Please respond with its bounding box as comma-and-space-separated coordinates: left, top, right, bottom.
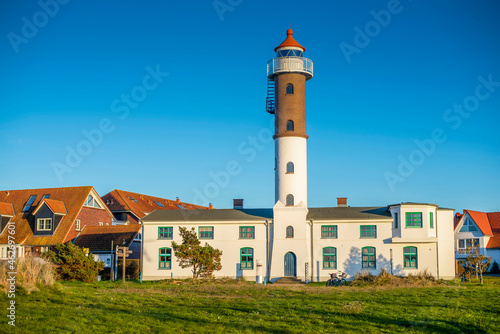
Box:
37, 218, 52, 231
85, 195, 102, 208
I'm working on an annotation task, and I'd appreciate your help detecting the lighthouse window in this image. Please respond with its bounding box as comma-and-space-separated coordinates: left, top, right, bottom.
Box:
286, 226, 294, 238
286, 120, 294, 131
286, 194, 294, 206
286, 162, 294, 174
286, 84, 294, 94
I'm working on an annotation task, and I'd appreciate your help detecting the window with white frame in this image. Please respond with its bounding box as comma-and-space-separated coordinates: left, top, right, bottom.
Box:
75, 219, 81, 231
84, 194, 102, 208
37, 218, 52, 231
458, 238, 480, 254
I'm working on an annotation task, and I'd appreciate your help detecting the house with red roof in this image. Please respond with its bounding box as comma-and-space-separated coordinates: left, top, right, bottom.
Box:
101, 189, 209, 225
0, 186, 114, 259
73, 224, 141, 269
454, 209, 500, 270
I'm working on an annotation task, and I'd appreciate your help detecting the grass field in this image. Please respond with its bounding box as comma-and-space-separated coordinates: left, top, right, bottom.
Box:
3, 277, 500, 333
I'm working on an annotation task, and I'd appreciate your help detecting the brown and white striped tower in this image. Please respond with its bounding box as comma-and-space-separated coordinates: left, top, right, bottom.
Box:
267, 28, 313, 208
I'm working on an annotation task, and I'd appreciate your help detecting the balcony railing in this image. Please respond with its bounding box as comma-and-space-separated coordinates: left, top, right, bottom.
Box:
267, 57, 313, 79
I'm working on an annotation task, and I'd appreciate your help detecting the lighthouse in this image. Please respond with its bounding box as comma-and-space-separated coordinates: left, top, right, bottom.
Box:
267, 28, 313, 208
268, 28, 313, 279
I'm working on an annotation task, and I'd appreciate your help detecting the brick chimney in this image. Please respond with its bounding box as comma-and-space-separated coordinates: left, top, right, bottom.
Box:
176, 197, 181, 204
233, 199, 243, 209
208, 203, 213, 210
337, 197, 347, 207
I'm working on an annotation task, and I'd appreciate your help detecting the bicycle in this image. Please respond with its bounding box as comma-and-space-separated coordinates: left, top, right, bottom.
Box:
326, 272, 337, 287
336, 271, 347, 286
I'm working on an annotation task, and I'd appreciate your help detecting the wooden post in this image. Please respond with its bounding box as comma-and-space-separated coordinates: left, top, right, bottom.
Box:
110, 240, 114, 282
122, 248, 126, 283
116, 246, 132, 283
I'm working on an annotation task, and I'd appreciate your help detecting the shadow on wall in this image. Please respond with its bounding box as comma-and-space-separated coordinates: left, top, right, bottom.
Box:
236, 263, 242, 279
343, 246, 403, 278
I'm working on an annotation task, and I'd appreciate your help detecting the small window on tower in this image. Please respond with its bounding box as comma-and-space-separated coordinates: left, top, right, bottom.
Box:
286, 194, 294, 206
286, 83, 294, 94
286, 162, 294, 174
286, 120, 294, 131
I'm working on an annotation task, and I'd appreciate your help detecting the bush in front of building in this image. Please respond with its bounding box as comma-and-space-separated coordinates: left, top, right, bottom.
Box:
46, 243, 104, 283
490, 261, 500, 274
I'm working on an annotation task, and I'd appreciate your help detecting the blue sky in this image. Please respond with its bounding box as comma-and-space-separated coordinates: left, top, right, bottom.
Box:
1, 0, 499, 212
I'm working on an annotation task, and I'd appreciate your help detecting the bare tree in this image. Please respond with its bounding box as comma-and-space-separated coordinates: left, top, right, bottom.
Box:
464, 246, 491, 284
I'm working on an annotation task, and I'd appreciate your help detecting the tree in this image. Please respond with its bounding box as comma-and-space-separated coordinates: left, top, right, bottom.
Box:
172, 227, 222, 279
46, 243, 104, 283
464, 246, 491, 284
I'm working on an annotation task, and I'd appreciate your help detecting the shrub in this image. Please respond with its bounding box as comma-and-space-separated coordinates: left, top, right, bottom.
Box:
490, 261, 500, 274
46, 243, 104, 283
0, 257, 56, 293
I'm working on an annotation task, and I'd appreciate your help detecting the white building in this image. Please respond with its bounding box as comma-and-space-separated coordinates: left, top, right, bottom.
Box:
141, 28, 456, 281
454, 209, 500, 270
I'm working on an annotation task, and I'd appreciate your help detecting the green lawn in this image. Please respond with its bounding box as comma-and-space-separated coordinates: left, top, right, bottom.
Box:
3, 277, 500, 333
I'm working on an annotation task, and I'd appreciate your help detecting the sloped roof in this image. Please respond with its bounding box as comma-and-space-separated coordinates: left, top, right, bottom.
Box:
486, 212, 500, 248
465, 210, 494, 236
142, 208, 272, 223
307, 207, 392, 221
0, 202, 14, 217
142, 207, 392, 223
32, 199, 67, 215
102, 189, 208, 219
73, 225, 140, 251
274, 28, 306, 52
0, 187, 111, 246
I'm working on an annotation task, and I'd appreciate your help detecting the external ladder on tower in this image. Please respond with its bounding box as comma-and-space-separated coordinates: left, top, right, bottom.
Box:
266, 78, 276, 114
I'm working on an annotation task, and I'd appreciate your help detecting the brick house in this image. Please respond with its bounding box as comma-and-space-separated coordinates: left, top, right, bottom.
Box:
101, 189, 209, 225
0, 186, 114, 259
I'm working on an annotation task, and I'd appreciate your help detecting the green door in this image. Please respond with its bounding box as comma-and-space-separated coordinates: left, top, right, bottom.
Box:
284, 252, 296, 277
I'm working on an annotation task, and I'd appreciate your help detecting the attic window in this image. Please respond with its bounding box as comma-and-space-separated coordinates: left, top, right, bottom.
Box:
127, 196, 139, 203
42, 194, 51, 199
460, 218, 478, 232
154, 201, 165, 207
176, 204, 186, 210
22, 195, 37, 212
85, 195, 102, 208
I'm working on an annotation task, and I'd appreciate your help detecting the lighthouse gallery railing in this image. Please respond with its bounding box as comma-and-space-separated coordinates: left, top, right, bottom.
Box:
267, 57, 313, 78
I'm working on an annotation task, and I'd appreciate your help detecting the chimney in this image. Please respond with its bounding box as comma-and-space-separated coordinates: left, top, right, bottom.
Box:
208, 203, 213, 210
233, 199, 243, 209
337, 197, 347, 207
176, 197, 181, 204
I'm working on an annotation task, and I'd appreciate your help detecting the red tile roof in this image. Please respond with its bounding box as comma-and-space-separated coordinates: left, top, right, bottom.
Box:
274, 28, 306, 52
0, 187, 112, 246
101, 189, 209, 220
73, 225, 140, 251
465, 210, 493, 236
486, 212, 500, 248
32, 199, 67, 215
0, 202, 14, 217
